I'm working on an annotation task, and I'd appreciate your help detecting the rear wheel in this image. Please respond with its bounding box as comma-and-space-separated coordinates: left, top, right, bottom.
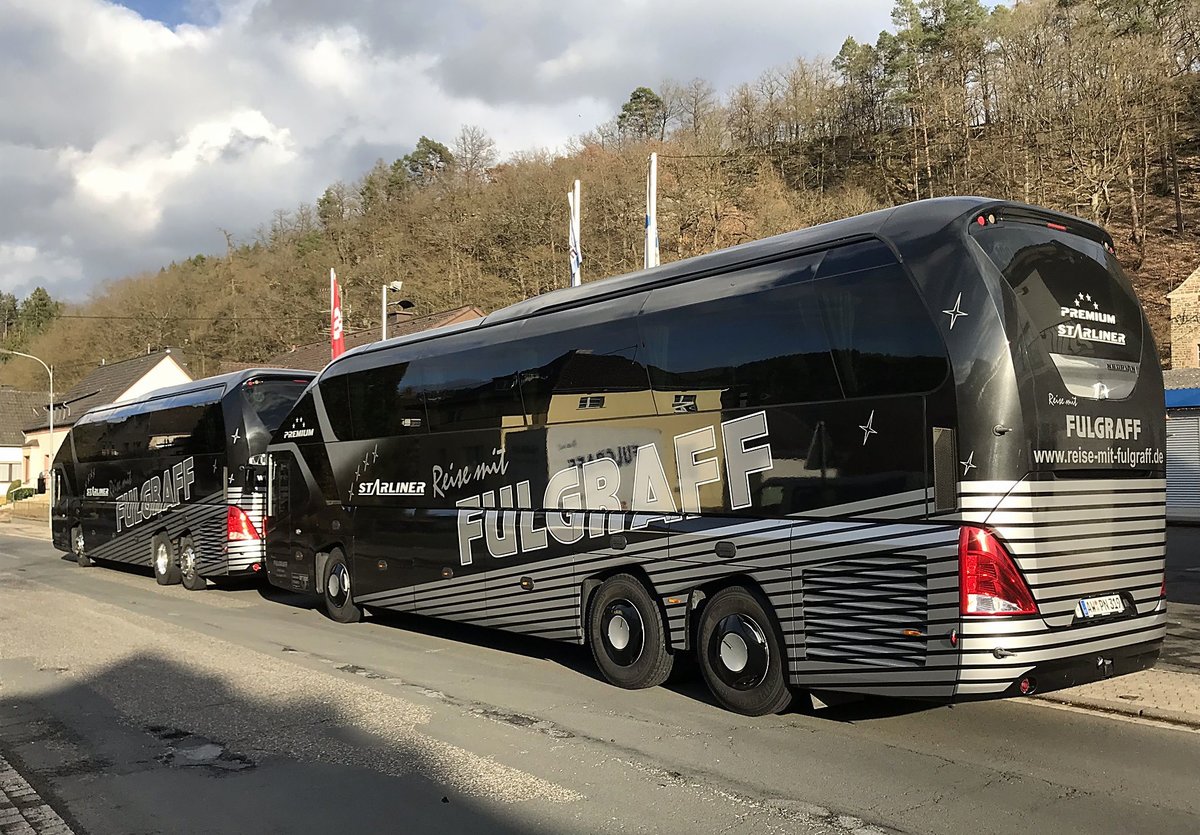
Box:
322, 549, 361, 623
72, 526, 93, 568
178, 536, 206, 591
696, 586, 791, 716
153, 533, 180, 585
587, 573, 674, 689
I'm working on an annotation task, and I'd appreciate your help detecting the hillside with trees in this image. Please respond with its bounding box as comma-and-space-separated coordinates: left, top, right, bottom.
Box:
4, 0, 1199, 392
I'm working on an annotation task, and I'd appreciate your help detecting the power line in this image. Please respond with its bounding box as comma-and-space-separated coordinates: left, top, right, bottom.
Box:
54, 314, 320, 322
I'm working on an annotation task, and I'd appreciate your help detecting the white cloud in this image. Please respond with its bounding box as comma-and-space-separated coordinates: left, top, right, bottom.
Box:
0, 0, 894, 299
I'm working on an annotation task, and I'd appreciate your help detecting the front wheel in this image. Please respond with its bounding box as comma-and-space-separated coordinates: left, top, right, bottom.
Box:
153, 533, 180, 585
587, 573, 674, 689
72, 526, 93, 568
178, 536, 206, 591
322, 549, 361, 623
696, 586, 791, 716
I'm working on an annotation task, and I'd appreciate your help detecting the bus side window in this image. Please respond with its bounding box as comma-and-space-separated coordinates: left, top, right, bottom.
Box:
516, 314, 654, 426
322, 362, 427, 441
641, 254, 839, 412
813, 241, 950, 398
419, 349, 528, 433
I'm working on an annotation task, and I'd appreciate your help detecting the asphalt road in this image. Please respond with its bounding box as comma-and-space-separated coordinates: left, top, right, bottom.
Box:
1, 531, 1197, 835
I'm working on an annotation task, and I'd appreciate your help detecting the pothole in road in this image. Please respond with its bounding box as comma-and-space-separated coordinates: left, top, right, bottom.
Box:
148, 725, 255, 774
469, 707, 575, 739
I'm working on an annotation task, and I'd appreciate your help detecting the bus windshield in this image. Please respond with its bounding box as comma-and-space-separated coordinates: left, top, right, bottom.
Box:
241, 379, 311, 432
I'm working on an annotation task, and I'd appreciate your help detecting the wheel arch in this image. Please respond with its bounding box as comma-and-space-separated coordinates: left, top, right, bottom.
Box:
314, 540, 349, 591
579, 563, 667, 647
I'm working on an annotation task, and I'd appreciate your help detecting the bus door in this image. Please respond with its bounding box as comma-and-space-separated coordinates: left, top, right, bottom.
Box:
266, 450, 316, 593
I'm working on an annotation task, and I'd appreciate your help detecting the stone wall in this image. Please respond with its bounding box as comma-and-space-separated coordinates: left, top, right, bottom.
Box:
1170, 289, 1200, 368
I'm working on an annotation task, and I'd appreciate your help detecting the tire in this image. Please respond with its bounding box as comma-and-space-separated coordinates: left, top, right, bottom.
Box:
152, 533, 181, 585
587, 573, 674, 689
178, 536, 207, 591
696, 585, 792, 716
322, 549, 361, 623
72, 526, 94, 568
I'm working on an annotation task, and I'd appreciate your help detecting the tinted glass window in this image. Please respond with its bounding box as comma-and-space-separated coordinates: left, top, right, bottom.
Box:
815, 242, 949, 397
970, 222, 1143, 363
642, 257, 841, 411
240, 378, 311, 432
71, 421, 108, 462
71, 408, 150, 461
517, 317, 652, 423
327, 360, 426, 441
420, 350, 526, 433
147, 395, 226, 455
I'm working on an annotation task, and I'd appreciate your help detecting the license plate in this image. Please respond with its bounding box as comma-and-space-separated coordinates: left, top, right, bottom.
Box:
1076, 594, 1125, 619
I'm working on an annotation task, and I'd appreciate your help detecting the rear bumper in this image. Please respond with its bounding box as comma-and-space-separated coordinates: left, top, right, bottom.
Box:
959, 638, 1162, 700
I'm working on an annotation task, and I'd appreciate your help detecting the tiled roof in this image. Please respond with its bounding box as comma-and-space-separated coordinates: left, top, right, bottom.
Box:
0, 389, 43, 446
266, 306, 486, 371
216, 360, 263, 375
23, 349, 190, 432
1164, 367, 1200, 390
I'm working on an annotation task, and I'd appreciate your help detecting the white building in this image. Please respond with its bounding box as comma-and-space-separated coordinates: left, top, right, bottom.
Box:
20, 348, 192, 484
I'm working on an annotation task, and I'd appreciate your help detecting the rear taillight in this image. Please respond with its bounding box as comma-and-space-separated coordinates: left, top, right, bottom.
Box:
960, 526, 1038, 616
227, 506, 261, 542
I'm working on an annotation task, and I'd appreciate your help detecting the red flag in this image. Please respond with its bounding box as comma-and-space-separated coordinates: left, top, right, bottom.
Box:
330, 268, 345, 360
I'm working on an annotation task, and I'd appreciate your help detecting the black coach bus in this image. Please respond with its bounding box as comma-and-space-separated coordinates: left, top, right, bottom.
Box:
266, 197, 1166, 715
53, 369, 314, 589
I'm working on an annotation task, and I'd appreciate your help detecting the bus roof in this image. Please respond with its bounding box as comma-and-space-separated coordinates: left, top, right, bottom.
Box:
77, 367, 315, 423
328, 196, 1106, 370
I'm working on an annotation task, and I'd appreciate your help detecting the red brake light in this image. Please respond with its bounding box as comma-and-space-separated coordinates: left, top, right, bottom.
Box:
1047, 222, 1067, 231
227, 506, 261, 541
960, 526, 1038, 616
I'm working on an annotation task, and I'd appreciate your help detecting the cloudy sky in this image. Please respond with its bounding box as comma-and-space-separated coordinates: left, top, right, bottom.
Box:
1, 0, 894, 300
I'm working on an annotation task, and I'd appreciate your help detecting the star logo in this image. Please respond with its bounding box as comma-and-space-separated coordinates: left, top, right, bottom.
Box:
859, 410, 878, 446
960, 451, 976, 476
230, 428, 241, 444
942, 293, 968, 330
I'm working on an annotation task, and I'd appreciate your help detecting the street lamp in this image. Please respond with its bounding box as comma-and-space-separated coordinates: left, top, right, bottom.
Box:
380, 281, 414, 341
0, 348, 53, 537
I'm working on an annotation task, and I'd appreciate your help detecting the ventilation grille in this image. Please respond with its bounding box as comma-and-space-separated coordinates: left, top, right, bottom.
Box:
932, 427, 958, 512
800, 554, 929, 669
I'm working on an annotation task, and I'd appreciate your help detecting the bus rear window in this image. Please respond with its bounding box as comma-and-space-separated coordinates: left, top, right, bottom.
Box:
970, 221, 1143, 365
241, 379, 311, 432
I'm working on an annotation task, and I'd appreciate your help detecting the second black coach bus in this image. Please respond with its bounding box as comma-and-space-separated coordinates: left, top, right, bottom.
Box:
266, 197, 1166, 715
53, 369, 314, 589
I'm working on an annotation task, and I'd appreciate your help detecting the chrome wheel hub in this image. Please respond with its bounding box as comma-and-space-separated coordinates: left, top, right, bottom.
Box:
327, 564, 350, 606
600, 598, 644, 667
709, 613, 771, 690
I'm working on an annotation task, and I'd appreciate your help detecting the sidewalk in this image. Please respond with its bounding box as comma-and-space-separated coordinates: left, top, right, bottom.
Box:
2, 511, 1197, 727
1034, 666, 1200, 728
0, 514, 49, 542
0, 753, 74, 835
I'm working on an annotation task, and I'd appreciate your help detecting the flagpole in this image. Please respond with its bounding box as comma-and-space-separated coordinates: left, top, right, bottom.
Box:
645, 152, 659, 269
568, 179, 582, 287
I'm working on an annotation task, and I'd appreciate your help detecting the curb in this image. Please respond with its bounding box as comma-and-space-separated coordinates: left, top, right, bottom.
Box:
1033, 692, 1200, 730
